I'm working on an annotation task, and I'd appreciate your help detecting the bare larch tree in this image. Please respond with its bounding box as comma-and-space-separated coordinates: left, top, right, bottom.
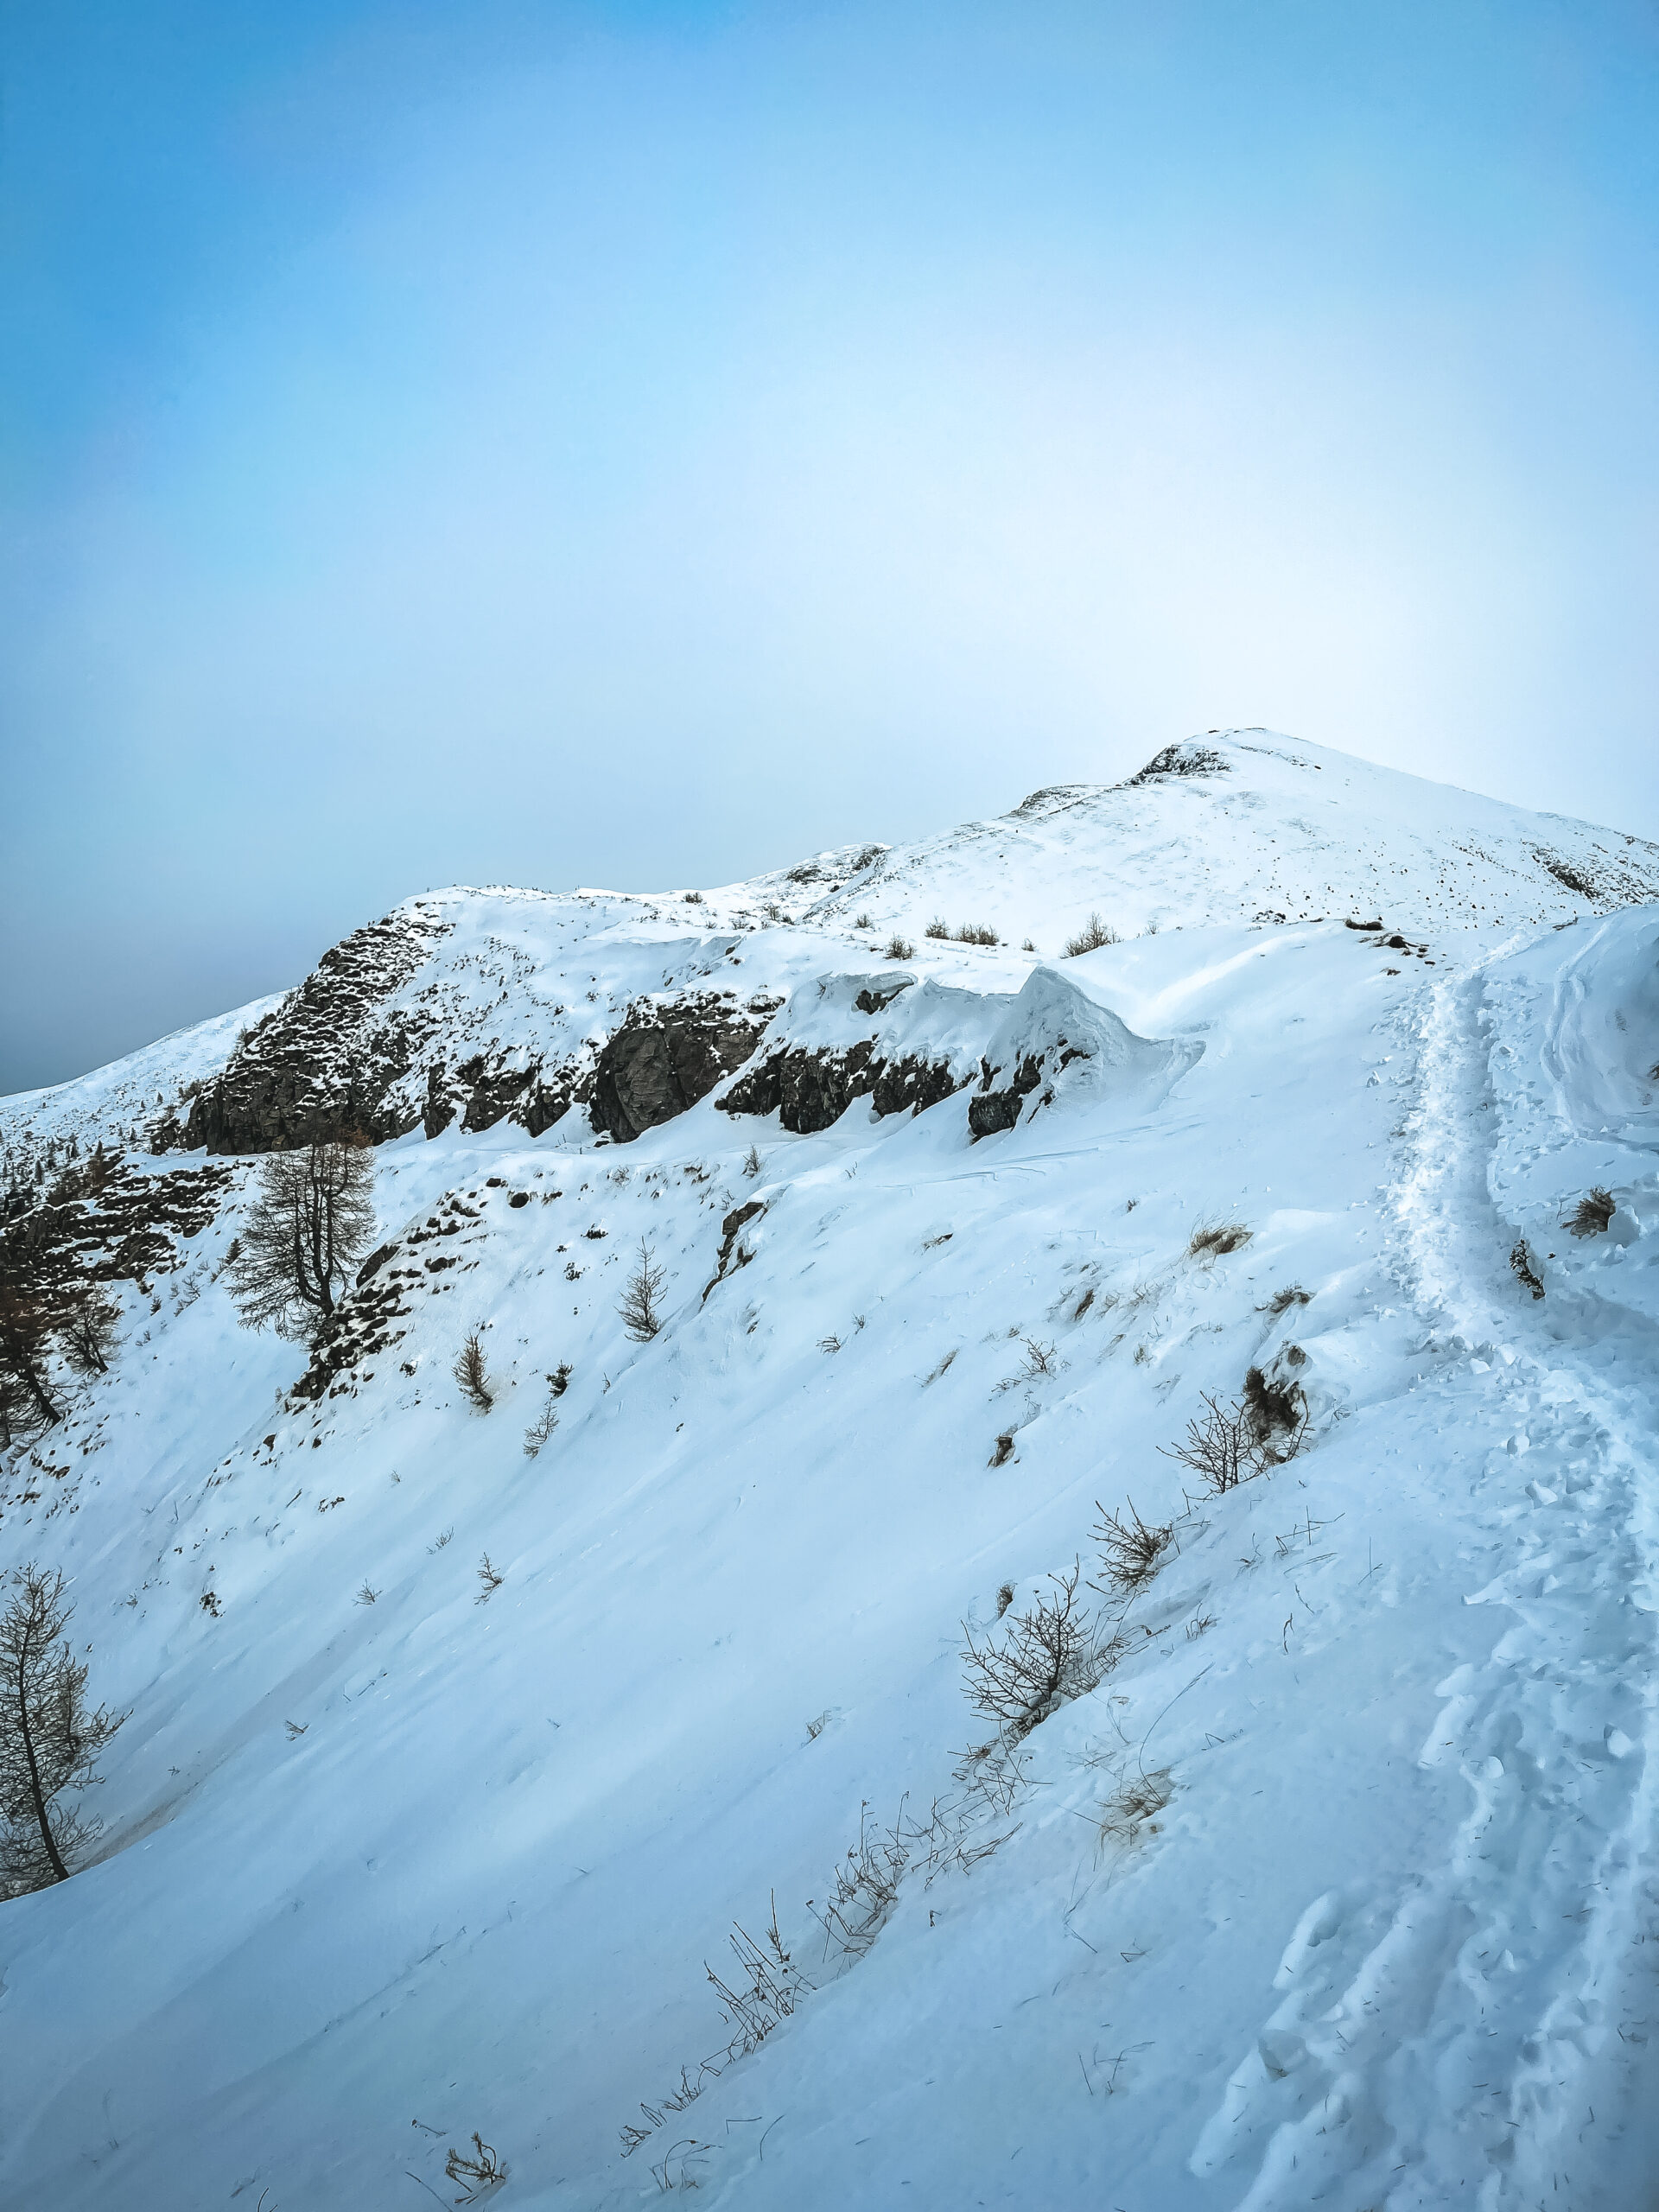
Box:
454, 1330, 494, 1412
618, 1239, 666, 1342
0, 1565, 125, 1895
230, 1136, 376, 1339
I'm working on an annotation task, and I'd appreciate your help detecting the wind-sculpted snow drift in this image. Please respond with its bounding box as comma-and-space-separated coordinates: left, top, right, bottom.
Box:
3, 731, 1659, 2210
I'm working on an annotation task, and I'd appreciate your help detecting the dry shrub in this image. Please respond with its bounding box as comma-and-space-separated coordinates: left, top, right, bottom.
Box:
445, 2132, 508, 2200
1160, 1391, 1263, 1495
1064, 912, 1119, 957
960, 1562, 1117, 1745
1001, 1333, 1058, 1389
1510, 1239, 1546, 1300
1090, 1500, 1173, 1597
706, 1895, 810, 2061
1566, 1187, 1615, 1238
1189, 1220, 1251, 1259
885, 934, 915, 961
810, 1802, 910, 1959
1242, 1364, 1307, 1460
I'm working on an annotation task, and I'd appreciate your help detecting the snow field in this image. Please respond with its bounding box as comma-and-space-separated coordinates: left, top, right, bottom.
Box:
1, 742, 1656, 2208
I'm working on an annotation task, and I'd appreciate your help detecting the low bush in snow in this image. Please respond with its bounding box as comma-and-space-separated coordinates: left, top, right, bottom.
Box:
959, 1561, 1117, 1749
1242, 1363, 1307, 1460
1188, 1219, 1251, 1259
1063, 912, 1118, 956
1510, 1238, 1546, 1300
1160, 1390, 1265, 1495
1096, 1767, 1173, 1851
445, 2132, 508, 2200
522, 1395, 558, 1458
1565, 1187, 1615, 1238
1090, 1501, 1173, 1597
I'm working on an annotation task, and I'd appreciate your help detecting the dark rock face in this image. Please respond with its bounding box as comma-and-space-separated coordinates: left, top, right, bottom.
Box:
1124, 742, 1230, 785
289, 1274, 414, 1404
588, 998, 773, 1145
458, 1058, 532, 1135
1, 1150, 236, 1314
721, 1042, 964, 1135
869, 1058, 961, 1118
967, 1052, 1042, 1139
703, 1198, 765, 1300
423, 1065, 457, 1140
173, 901, 777, 1159
853, 978, 914, 1016
423, 1053, 582, 1140
182, 908, 448, 1154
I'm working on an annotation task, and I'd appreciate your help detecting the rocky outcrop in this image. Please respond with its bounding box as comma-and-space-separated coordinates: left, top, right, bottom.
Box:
177, 895, 767, 1153
1123, 741, 1231, 785
703, 1198, 765, 1300
720, 1041, 964, 1135
1, 1150, 237, 1316
964, 966, 1203, 1141
588, 995, 774, 1145
967, 1053, 1044, 1137
181, 907, 449, 1154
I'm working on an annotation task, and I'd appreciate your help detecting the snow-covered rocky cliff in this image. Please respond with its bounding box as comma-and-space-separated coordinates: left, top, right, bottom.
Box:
3, 730, 1657, 2210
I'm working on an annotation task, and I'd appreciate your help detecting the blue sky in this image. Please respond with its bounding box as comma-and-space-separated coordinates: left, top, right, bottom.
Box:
3, 0, 1658, 1092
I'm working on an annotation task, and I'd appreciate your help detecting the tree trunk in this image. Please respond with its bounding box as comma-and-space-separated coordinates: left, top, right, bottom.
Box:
12, 1348, 60, 1430
11, 1617, 67, 1882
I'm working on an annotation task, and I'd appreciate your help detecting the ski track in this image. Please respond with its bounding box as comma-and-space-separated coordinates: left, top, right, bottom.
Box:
1198, 958, 1659, 2210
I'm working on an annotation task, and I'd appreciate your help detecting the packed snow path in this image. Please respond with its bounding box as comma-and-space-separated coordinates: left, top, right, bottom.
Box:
1184, 951, 1659, 2210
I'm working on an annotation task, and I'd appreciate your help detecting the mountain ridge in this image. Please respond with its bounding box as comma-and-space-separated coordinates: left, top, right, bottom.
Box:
6, 731, 1656, 1166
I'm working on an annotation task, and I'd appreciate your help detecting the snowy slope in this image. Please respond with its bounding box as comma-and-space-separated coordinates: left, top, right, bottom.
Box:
2, 736, 1658, 2211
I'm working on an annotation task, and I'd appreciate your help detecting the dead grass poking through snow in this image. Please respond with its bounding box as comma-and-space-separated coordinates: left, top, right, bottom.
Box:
1188, 1219, 1252, 1259
1096, 1768, 1173, 1853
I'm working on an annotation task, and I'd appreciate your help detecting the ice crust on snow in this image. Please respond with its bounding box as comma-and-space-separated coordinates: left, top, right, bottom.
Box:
3, 733, 1659, 2210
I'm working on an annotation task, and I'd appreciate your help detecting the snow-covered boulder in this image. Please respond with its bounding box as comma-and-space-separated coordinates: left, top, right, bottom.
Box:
966, 964, 1202, 1137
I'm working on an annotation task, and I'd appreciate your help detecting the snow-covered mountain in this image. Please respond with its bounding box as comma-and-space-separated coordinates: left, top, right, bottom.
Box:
3, 730, 1658, 2210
